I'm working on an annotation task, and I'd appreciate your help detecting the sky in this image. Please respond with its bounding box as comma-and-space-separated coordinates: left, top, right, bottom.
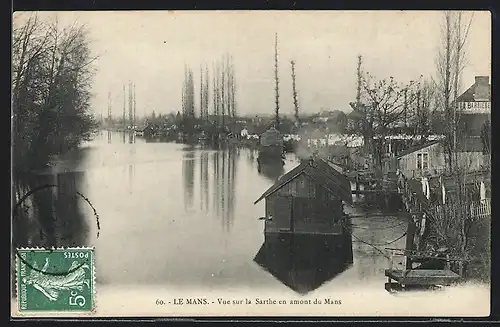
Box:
13, 10, 491, 118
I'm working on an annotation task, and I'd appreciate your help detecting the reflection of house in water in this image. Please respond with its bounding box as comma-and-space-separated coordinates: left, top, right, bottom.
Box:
254, 233, 351, 294
257, 162, 284, 183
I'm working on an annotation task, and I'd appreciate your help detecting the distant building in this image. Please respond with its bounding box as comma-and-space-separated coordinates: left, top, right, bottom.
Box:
455, 76, 491, 136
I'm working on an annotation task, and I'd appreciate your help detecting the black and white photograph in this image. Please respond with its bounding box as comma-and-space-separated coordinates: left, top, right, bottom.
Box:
11, 10, 491, 317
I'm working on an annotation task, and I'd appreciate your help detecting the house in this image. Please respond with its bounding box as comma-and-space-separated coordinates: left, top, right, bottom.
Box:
455, 76, 491, 136
396, 137, 486, 179
254, 155, 353, 237
258, 126, 284, 165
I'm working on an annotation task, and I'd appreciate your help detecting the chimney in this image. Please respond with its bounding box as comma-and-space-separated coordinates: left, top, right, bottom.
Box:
475, 76, 489, 86
474, 76, 490, 101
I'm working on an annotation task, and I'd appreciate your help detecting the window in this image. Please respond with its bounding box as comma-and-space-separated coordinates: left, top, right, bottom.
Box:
416, 152, 429, 170
422, 153, 429, 169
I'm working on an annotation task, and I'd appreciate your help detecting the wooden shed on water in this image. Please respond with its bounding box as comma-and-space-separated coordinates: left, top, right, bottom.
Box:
254, 155, 353, 237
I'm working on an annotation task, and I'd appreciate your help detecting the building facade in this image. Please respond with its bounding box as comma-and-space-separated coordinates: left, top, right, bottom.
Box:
397, 139, 485, 179
455, 76, 491, 137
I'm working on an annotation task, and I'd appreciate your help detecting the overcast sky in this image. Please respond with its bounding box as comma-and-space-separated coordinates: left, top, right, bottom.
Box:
14, 10, 491, 118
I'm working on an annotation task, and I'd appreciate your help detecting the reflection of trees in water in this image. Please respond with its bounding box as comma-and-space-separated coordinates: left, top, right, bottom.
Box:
107, 131, 112, 143
12, 172, 90, 249
128, 139, 136, 193
183, 147, 239, 230
248, 149, 256, 164
212, 148, 239, 231
122, 131, 126, 144
128, 132, 135, 144
183, 151, 196, 210
200, 152, 210, 211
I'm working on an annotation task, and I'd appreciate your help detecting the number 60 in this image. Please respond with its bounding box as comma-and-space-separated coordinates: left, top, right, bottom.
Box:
69, 291, 86, 307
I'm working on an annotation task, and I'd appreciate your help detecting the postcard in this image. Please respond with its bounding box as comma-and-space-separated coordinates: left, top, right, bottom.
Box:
11, 10, 491, 318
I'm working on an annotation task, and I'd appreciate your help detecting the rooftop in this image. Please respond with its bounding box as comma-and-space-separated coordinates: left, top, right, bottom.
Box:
254, 155, 353, 205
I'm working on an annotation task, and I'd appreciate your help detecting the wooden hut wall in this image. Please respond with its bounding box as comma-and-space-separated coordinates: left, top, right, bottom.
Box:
275, 173, 316, 198
265, 194, 292, 231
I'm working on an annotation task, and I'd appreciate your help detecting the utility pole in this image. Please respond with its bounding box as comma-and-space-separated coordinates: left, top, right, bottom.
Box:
128, 81, 133, 128
291, 60, 300, 129
133, 82, 136, 129
200, 65, 204, 120
122, 84, 126, 128
356, 55, 362, 108
274, 33, 280, 130
107, 91, 112, 126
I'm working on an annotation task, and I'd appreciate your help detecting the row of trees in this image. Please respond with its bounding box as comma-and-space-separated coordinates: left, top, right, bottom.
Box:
180, 54, 237, 133
13, 13, 98, 173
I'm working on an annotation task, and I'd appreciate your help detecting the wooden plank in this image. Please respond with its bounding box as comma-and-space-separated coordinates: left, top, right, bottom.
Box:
385, 269, 461, 286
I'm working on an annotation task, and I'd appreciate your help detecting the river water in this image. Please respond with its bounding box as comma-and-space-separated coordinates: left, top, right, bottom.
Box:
11, 131, 489, 317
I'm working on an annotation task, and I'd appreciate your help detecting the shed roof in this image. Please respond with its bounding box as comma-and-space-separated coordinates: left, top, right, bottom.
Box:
254, 156, 353, 205
397, 137, 484, 159
397, 140, 441, 158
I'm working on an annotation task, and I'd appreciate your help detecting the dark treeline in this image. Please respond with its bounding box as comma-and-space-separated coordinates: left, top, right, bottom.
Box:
12, 14, 98, 174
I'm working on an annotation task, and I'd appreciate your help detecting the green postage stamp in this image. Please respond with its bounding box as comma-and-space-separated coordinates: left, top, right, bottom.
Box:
16, 247, 95, 312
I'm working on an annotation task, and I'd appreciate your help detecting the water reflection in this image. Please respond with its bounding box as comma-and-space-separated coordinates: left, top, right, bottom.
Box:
182, 146, 239, 231
183, 149, 196, 210
128, 136, 136, 193
13, 171, 90, 249
213, 148, 238, 231
128, 132, 135, 144
254, 233, 351, 294
247, 149, 256, 164
200, 151, 209, 211
257, 162, 285, 183
107, 130, 112, 143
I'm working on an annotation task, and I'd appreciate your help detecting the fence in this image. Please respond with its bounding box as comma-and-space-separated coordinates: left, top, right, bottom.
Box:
470, 200, 491, 219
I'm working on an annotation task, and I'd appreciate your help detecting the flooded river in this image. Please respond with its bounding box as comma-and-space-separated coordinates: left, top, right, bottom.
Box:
12, 131, 489, 317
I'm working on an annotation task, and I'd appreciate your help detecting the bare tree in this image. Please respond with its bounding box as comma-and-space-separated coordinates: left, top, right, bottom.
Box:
406, 78, 439, 145
434, 11, 474, 172
200, 65, 204, 120
290, 60, 300, 129
230, 56, 237, 118
204, 64, 210, 120
349, 68, 419, 173
274, 33, 280, 130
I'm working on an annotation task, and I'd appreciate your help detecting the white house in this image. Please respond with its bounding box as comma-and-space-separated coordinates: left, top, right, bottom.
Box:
397, 138, 485, 178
